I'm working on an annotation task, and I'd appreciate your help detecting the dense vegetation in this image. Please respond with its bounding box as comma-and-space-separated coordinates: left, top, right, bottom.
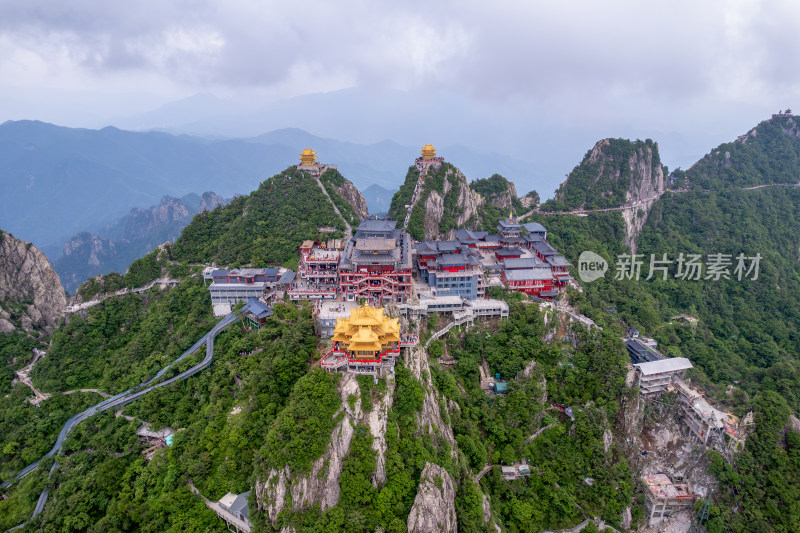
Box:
532, 117, 800, 530
13, 301, 319, 531
688, 115, 800, 190
470, 173, 524, 231
172, 167, 346, 267
389, 164, 519, 240
387, 166, 419, 224
74, 245, 192, 301
543, 138, 665, 211
319, 168, 362, 225
6, 114, 800, 532
0, 388, 102, 482
33, 276, 215, 394
432, 294, 632, 530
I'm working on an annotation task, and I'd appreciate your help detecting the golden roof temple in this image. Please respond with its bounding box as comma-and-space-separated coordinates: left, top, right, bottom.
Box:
331, 305, 400, 359
420, 144, 436, 160
299, 148, 317, 166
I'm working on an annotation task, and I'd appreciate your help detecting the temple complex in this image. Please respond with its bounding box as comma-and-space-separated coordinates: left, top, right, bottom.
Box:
338, 219, 412, 304
321, 305, 418, 376
289, 239, 342, 300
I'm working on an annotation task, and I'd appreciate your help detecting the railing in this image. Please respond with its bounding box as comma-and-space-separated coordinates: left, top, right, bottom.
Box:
399, 334, 419, 347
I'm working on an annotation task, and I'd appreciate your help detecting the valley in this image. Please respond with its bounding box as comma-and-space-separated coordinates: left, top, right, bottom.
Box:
2, 113, 800, 533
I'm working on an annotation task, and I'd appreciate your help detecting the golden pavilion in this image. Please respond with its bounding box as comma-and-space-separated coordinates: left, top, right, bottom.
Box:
421, 144, 436, 160
299, 148, 317, 166
322, 305, 417, 376
332, 305, 400, 360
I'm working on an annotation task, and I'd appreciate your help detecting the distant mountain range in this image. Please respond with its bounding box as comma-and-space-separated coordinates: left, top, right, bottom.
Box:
52, 192, 227, 293
0, 120, 534, 253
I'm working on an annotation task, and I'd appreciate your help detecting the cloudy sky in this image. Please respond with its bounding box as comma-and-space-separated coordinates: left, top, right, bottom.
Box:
1, 0, 798, 190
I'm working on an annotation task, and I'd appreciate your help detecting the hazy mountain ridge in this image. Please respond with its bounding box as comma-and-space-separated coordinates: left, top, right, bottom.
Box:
0, 120, 534, 252
53, 192, 227, 293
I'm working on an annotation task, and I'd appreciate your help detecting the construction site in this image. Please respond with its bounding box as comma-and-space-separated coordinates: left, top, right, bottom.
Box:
623, 333, 753, 530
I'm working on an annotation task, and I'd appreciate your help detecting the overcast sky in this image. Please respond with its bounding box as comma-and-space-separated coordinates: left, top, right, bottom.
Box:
1, 0, 798, 186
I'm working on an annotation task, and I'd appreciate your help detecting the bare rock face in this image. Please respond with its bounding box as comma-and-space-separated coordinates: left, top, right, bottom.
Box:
0, 230, 67, 334
368, 375, 395, 486
332, 180, 369, 221
421, 166, 483, 241
255, 374, 360, 525
486, 180, 518, 210
198, 191, 226, 212
424, 191, 445, 241
407, 462, 458, 533
407, 343, 456, 452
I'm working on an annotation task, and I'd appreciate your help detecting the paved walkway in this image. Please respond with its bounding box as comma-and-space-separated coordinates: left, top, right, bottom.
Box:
314, 175, 353, 241
66, 278, 179, 314
4, 308, 242, 527
521, 181, 800, 220
188, 479, 252, 533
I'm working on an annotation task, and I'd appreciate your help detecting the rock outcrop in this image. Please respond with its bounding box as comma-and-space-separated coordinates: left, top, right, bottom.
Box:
407, 462, 458, 533
420, 165, 483, 241
368, 376, 395, 486
407, 342, 456, 452
552, 138, 666, 252
331, 180, 369, 221
0, 230, 67, 334
255, 374, 360, 525
54, 192, 228, 292
198, 191, 227, 213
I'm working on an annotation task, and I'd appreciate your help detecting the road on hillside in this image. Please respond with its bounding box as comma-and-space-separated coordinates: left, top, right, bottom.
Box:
3, 308, 241, 527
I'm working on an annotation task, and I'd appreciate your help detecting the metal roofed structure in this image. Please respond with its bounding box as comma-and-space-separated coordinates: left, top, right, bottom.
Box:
634, 357, 694, 376
503, 257, 548, 269
356, 218, 397, 234
633, 357, 693, 396
504, 268, 553, 281
522, 222, 547, 234
625, 338, 662, 364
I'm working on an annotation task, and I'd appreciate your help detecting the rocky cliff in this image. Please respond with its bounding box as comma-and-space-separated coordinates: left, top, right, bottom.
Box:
407, 463, 458, 533
255, 374, 360, 526
390, 165, 525, 241
319, 169, 369, 223
549, 138, 666, 251
331, 179, 369, 220
0, 230, 67, 334
470, 173, 521, 211
53, 192, 227, 293
406, 163, 484, 241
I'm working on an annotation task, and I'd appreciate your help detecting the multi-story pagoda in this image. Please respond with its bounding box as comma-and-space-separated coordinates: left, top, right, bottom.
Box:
338, 219, 413, 304
296, 148, 337, 176
321, 305, 417, 376
414, 144, 444, 172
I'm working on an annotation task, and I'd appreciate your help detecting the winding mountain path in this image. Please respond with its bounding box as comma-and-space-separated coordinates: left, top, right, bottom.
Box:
65, 277, 180, 314
313, 174, 353, 240
520, 181, 800, 220
4, 307, 243, 528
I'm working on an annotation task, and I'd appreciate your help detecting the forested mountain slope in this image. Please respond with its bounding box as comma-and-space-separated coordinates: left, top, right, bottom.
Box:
527, 114, 800, 532
172, 167, 353, 267
5, 115, 800, 533
545, 138, 667, 212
